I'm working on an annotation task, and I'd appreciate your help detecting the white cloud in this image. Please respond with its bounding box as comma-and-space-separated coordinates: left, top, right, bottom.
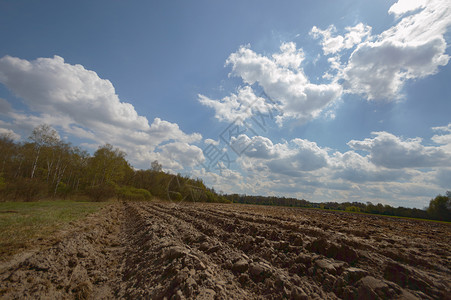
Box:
219, 127, 451, 199
204, 138, 219, 146
389, 0, 426, 17
306, 0, 451, 100
0, 127, 20, 140
0, 55, 149, 130
197, 126, 451, 207
435, 168, 451, 189
241, 135, 276, 159
341, 0, 451, 100
342, 38, 449, 100
194, 0, 451, 207
225, 43, 342, 124
203, 0, 451, 123
272, 42, 305, 69
432, 123, 451, 133
0, 55, 202, 170
310, 23, 372, 55
330, 151, 411, 183
348, 131, 451, 169
431, 123, 451, 153
198, 86, 274, 123
158, 142, 204, 168
234, 135, 328, 177
147, 117, 201, 145
193, 167, 247, 195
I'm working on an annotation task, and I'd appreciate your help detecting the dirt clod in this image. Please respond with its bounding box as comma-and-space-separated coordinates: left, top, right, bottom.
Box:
232, 259, 248, 274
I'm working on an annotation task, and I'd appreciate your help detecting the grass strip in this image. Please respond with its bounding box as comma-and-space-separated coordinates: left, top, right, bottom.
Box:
0, 200, 107, 259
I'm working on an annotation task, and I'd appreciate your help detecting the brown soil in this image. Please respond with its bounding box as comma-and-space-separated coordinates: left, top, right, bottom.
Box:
0, 201, 450, 299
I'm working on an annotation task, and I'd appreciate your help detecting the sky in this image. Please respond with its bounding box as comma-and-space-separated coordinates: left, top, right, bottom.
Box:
0, 0, 450, 208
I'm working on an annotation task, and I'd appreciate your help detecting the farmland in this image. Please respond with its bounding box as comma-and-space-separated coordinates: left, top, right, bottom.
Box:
1, 201, 450, 299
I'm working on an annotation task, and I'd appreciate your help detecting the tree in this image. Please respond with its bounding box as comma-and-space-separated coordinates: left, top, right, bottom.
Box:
151, 160, 162, 172
0, 133, 16, 175
345, 206, 361, 212
51, 141, 72, 196
87, 144, 131, 186
28, 124, 59, 178
72, 148, 90, 191
427, 193, 451, 221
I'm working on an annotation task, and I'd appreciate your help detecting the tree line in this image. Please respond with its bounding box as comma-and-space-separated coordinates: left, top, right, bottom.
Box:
0, 124, 227, 203
224, 192, 451, 222
0, 124, 449, 221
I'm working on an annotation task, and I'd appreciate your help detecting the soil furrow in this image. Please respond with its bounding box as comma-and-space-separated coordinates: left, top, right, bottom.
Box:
143, 202, 335, 299
147, 201, 450, 299
0, 200, 449, 299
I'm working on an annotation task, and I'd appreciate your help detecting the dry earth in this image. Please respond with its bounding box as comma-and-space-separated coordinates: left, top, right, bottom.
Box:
0, 200, 450, 299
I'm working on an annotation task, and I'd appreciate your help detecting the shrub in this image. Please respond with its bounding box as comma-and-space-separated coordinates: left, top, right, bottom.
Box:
345, 206, 361, 213
4, 178, 46, 201
3, 178, 48, 201
0, 174, 5, 191
116, 186, 152, 201
168, 191, 183, 201
85, 183, 116, 202
55, 182, 71, 199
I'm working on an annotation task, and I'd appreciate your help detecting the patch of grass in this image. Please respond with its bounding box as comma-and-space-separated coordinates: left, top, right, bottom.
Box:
0, 200, 107, 260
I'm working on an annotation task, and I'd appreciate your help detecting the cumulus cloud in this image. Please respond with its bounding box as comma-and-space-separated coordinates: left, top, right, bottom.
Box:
435, 168, 451, 189
241, 135, 276, 159
271, 42, 305, 69
220, 126, 451, 198
157, 142, 205, 169
194, 0, 451, 207
330, 151, 411, 183
0, 55, 203, 170
204, 138, 219, 146
211, 125, 451, 205
388, 0, 426, 17
148, 118, 201, 145
348, 131, 451, 169
342, 38, 449, 100
234, 135, 329, 177
306, 0, 451, 100
431, 123, 451, 152
189, 125, 451, 207
341, 0, 451, 100
202, 0, 451, 124
192, 167, 247, 195
223, 42, 342, 124
198, 86, 275, 123
0, 55, 149, 130
0, 127, 20, 140
236, 134, 408, 183
199, 0, 450, 130
310, 23, 372, 55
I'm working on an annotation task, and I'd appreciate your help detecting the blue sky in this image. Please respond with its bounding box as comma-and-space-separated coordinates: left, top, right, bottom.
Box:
1, 0, 450, 208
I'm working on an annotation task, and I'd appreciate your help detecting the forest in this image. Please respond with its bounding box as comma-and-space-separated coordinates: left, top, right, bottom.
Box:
0, 124, 226, 204
0, 124, 450, 222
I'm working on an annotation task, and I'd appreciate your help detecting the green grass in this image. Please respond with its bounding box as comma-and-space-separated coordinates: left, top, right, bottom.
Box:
0, 200, 107, 260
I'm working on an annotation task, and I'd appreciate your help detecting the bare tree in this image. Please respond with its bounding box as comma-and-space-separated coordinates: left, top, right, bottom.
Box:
151, 160, 162, 172
28, 124, 59, 179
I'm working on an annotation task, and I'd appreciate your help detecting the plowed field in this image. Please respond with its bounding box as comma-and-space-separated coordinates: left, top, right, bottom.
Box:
1, 201, 450, 299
